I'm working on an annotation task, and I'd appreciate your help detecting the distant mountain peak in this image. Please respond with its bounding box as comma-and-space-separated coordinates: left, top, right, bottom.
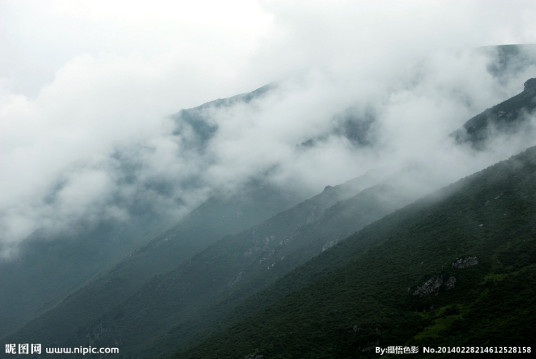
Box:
524, 78, 536, 92
452, 77, 536, 148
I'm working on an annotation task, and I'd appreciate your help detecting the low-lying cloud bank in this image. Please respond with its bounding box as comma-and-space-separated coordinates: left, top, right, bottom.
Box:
1, 1, 536, 258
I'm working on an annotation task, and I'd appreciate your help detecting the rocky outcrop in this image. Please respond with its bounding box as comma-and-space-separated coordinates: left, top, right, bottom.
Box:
412, 257, 479, 297
445, 276, 457, 289
452, 256, 478, 269
412, 276, 444, 297
244, 351, 264, 359
412, 274, 458, 297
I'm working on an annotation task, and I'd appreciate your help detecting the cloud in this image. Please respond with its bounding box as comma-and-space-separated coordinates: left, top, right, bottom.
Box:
0, 0, 273, 97
2, 0, 536, 257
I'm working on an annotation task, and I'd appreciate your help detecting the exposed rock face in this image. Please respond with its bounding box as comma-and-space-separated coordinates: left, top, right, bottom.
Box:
452, 256, 478, 269
412, 276, 444, 297
412, 257, 479, 297
244, 352, 264, 359
445, 276, 457, 289
413, 274, 458, 297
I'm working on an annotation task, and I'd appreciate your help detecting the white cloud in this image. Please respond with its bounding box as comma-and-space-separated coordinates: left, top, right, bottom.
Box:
2, 0, 536, 256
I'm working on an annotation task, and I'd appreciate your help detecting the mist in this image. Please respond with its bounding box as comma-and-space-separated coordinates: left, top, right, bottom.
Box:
2, 0, 536, 258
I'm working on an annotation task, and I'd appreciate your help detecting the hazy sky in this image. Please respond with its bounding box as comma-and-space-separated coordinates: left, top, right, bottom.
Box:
2, 0, 536, 257
2, 0, 535, 98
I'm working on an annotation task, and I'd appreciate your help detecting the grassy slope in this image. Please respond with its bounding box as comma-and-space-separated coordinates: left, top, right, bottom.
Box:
177, 146, 536, 359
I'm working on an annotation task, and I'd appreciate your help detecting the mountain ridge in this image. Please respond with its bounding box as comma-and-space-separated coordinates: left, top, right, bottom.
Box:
3, 48, 536, 358
453, 77, 536, 147
176, 145, 536, 358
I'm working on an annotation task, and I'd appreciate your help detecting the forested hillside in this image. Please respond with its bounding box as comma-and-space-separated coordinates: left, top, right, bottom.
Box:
177, 146, 536, 359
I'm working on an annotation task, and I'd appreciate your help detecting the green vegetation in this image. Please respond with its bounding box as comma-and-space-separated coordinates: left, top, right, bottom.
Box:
176, 146, 536, 359
61, 173, 407, 359
6, 71, 536, 359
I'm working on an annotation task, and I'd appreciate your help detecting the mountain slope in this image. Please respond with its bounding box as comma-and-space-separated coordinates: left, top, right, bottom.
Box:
4, 49, 535, 357
453, 77, 536, 148
1, 86, 303, 345
177, 146, 536, 359
0, 84, 283, 339
9, 76, 536, 358
0, 203, 169, 338
2, 178, 301, 345
30, 169, 417, 358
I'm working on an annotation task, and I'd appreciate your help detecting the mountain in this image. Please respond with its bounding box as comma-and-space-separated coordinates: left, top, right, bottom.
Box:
7, 164, 420, 357
4, 46, 535, 357
300, 107, 376, 148
170, 84, 275, 153
0, 205, 167, 338
176, 145, 536, 359
87, 171, 423, 358
484, 44, 536, 83
1, 176, 302, 344
453, 77, 536, 148
302, 44, 536, 151
0, 86, 300, 340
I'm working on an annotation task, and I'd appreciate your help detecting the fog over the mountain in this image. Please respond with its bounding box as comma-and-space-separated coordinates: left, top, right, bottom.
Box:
2, 0, 536, 258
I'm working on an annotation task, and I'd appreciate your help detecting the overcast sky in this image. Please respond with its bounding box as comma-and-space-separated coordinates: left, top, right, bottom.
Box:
2, 0, 536, 257
2, 0, 535, 99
